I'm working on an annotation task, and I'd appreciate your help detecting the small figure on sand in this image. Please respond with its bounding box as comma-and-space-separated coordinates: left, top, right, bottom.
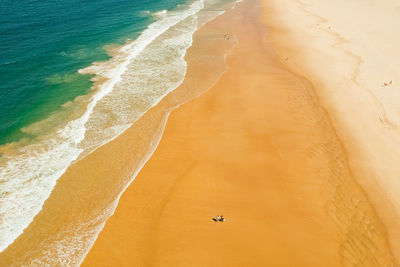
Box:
223, 34, 231, 40
212, 215, 226, 222
383, 80, 392, 87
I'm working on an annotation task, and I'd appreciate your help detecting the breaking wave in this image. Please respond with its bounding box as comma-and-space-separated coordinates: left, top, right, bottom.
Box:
0, 0, 205, 253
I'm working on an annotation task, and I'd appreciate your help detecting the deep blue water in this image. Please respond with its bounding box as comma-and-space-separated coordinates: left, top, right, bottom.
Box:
0, 0, 185, 145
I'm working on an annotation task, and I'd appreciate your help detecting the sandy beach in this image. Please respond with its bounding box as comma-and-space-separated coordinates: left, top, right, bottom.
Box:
0, 1, 236, 265
261, 0, 400, 261
1, 0, 399, 265
82, 0, 397, 265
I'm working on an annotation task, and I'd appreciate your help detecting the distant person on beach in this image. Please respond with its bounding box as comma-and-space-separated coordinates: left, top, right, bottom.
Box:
212, 215, 226, 222
383, 80, 392, 86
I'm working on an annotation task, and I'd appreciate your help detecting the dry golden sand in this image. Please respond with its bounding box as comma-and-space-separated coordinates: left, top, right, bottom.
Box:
0, 0, 398, 265
82, 0, 396, 266
261, 0, 400, 262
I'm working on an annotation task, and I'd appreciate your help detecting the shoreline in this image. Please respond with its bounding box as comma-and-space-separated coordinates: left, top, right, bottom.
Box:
1, 0, 399, 265
0, 0, 226, 256
0, 1, 237, 265
83, 0, 396, 265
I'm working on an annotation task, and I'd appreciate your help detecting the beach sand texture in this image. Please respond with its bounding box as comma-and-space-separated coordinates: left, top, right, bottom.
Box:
0, 1, 237, 265
82, 0, 397, 266
261, 0, 400, 261
1, 0, 399, 265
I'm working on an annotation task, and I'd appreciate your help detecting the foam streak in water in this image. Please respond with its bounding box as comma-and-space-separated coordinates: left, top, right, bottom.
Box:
0, 0, 204, 253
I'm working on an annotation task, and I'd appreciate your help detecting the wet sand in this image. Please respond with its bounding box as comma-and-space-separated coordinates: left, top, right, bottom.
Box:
82, 0, 396, 266
0, 2, 236, 266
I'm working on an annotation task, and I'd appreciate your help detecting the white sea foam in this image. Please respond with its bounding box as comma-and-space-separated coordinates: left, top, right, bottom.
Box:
153, 9, 168, 18
0, 0, 239, 264
0, 0, 204, 254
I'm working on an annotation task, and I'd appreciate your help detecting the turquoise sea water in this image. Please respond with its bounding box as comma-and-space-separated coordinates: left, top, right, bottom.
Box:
0, 0, 237, 263
0, 0, 184, 145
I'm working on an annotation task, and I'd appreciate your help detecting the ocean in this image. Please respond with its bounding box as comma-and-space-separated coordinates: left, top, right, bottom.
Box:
0, 0, 236, 265
0, 0, 186, 145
